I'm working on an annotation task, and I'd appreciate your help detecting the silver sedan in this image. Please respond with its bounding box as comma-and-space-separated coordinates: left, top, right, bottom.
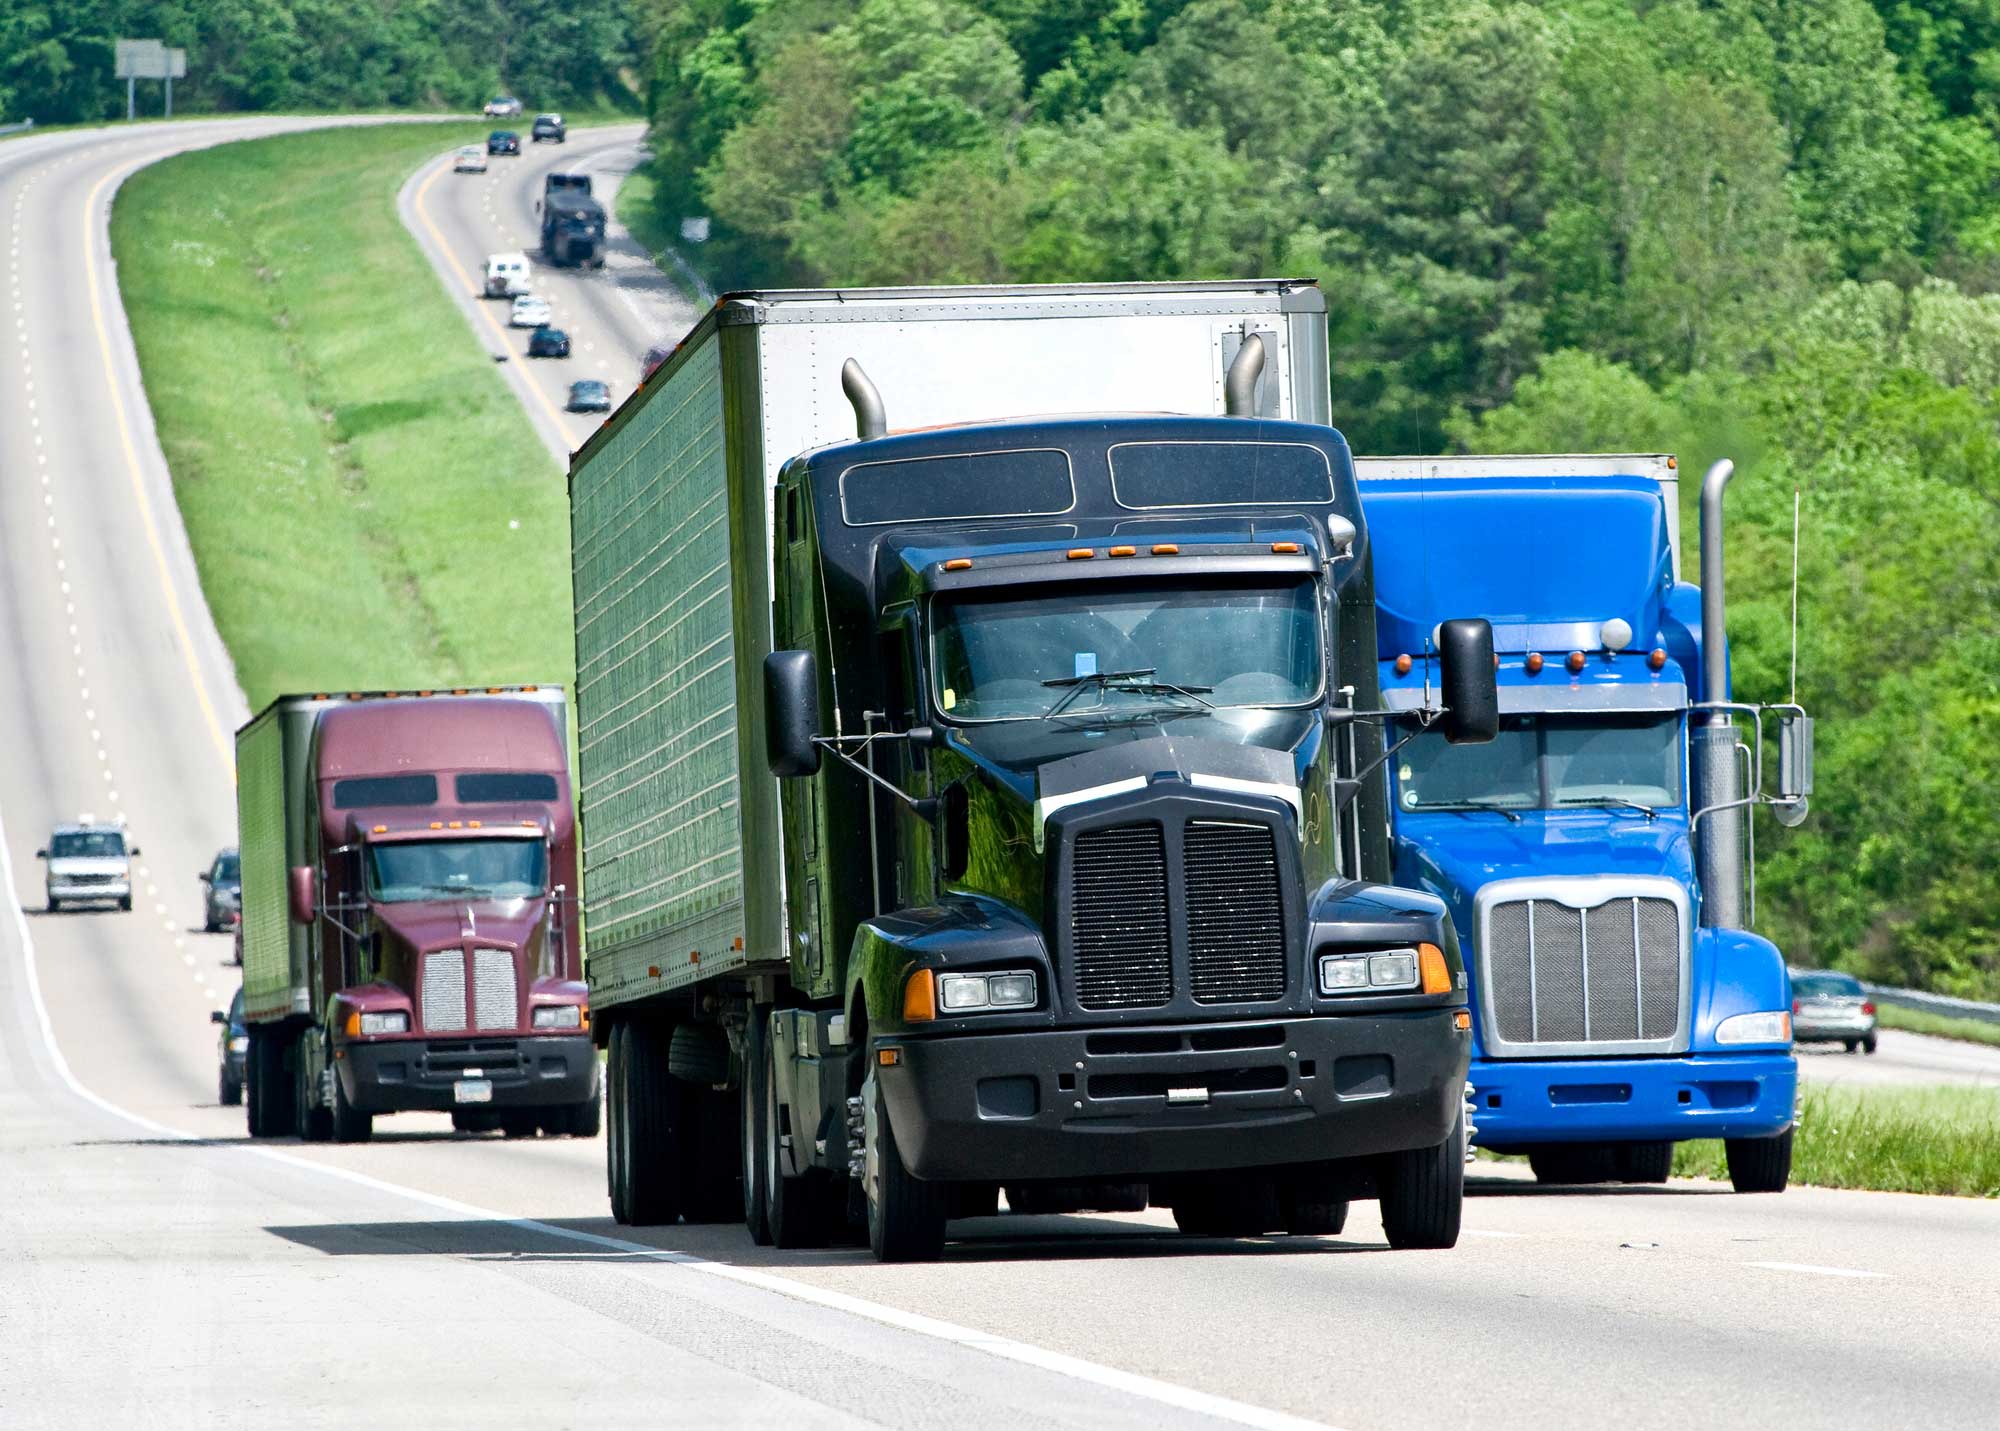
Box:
1791, 969, 1878, 1053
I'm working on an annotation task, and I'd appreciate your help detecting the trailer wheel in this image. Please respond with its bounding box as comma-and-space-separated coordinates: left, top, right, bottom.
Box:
1613, 1141, 1673, 1184
862, 1058, 948, 1262
330, 1068, 373, 1143
1379, 1113, 1465, 1250
764, 1031, 835, 1249
1725, 1128, 1792, 1193
621, 1021, 690, 1224
741, 1008, 772, 1244
606, 1025, 629, 1217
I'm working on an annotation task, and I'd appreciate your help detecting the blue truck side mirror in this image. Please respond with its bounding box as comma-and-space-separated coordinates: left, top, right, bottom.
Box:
765, 650, 823, 778
1437, 618, 1499, 745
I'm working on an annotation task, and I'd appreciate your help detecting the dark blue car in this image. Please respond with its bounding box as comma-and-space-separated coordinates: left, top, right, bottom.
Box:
211, 988, 247, 1106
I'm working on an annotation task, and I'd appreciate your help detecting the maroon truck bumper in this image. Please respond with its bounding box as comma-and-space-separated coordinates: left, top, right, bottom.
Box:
338, 1034, 596, 1112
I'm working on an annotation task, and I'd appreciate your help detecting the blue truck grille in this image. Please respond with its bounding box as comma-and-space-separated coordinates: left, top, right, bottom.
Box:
1486, 894, 1682, 1048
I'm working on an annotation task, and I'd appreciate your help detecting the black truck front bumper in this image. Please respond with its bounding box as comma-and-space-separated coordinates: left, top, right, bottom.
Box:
876, 1010, 1468, 1183
338, 1034, 597, 1113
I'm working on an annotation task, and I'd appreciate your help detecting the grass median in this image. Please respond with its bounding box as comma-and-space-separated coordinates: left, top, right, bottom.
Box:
111, 122, 573, 706
1875, 1002, 2000, 1049
1673, 1085, 2000, 1197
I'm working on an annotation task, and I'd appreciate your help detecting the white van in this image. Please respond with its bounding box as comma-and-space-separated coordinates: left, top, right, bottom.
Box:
483, 252, 532, 298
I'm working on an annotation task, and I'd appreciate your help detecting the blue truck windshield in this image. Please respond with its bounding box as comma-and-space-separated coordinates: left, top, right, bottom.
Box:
366, 837, 547, 902
1396, 713, 1683, 812
933, 576, 1322, 721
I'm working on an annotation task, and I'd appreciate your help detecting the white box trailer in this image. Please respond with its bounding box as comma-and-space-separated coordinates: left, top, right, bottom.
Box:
568, 281, 1333, 1015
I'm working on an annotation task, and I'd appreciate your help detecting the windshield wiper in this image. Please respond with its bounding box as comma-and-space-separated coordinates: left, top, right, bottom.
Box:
1428, 797, 1524, 824
1556, 796, 1660, 821
1040, 668, 1214, 720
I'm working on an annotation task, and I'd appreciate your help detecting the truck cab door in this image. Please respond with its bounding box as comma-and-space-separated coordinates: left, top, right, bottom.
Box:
774, 479, 832, 997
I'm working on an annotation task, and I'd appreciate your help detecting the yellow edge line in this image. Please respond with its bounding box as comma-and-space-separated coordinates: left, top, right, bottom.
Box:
83, 158, 236, 779
411, 154, 579, 442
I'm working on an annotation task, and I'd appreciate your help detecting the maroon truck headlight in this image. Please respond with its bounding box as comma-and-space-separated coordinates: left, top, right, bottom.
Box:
344, 1009, 409, 1036
532, 1004, 585, 1031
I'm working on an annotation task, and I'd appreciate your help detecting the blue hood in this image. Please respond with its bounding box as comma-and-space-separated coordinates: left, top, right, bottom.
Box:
1393, 809, 1696, 931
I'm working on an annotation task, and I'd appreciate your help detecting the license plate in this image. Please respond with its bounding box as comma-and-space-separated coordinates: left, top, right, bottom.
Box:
454, 1079, 492, 1105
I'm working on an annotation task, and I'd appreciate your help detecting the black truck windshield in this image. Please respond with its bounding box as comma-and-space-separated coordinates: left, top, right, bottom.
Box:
1396, 713, 1683, 813
933, 576, 1321, 721
366, 837, 547, 902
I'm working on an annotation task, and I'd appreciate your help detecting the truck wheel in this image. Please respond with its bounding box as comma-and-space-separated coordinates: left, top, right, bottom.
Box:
622, 1021, 689, 1224
1725, 1128, 1792, 1193
1527, 1145, 1617, 1185
606, 1025, 628, 1215
293, 1038, 331, 1143
1379, 1113, 1465, 1250
499, 1110, 540, 1139
1173, 1177, 1280, 1236
862, 1059, 947, 1262
1613, 1141, 1673, 1184
669, 1022, 731, 1085
219, 1065, 242, 1107
683, 1086, 742, 1222
741, 1009, 772, 1244
1278, 1167, 1349, 1236
246, 1031, 268, 1135
331, 1069, 373, 1143
555, 1088, 601, 1139
764, 1032, 835, 1248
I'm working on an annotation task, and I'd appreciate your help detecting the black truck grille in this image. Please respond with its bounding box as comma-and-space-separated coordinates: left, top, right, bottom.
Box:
1186, 821, 1287, 1002
1067, 818, 1289, 1010
1070, 824, 1172, 1009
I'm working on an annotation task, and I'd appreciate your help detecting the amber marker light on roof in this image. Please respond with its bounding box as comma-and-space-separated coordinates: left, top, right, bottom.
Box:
1394, 654, 1413, 676
942, 558, 973, 571
1525, 652, 1544, 675
1649, 648, 1668, 670
1272, 541, 1302, 553
372, 825, 387, 834
1067, 548, 1095, 560
1567, 651, 1587, 674
1109, 545, 1137, 557
1152, 544, 1179, 555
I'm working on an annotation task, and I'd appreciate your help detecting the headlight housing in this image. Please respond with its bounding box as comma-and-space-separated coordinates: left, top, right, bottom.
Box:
1320, 946, 1451, 996
936, 970, 1037, 1012
356, 1010, 408, 1036
228, 1035, 249, 1053
1715, 1010, 1792, 1045
532, 1003, 584, 1030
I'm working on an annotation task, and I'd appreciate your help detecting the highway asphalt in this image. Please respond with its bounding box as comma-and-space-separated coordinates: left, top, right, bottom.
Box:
1, 118, 1996, 1430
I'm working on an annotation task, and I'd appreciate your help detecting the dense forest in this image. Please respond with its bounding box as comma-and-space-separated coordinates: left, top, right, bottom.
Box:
0, 0, 639, 118
629, 0, 2000, 1000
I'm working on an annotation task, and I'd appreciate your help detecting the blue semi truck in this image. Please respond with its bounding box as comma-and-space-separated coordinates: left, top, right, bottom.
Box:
1354, 453, 1813, 1192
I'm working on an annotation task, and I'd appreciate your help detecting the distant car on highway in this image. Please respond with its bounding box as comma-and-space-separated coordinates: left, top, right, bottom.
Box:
531, 113, 566, 143
37, 819, 137, 912
1791, 969, 1878, 1053
510, 294, 553, 329
212, 988, 248, 1105
527, 325, 571, 358
567, 379, 611, 413
199, 847, 241, 932
483, 252, 531, 298
484, 95, 523, 118
453, 145, 488, 174
487, 130, 521, 156
641, 343, 673, 380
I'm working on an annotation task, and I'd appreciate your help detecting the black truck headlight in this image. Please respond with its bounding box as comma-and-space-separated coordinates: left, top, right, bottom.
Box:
937, 970, 1037, 1012
1320, 950, 1420, 995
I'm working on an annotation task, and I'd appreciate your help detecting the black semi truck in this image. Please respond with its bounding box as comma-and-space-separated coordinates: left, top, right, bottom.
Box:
568, 282, 1497, 1261
539, 172, 604, 268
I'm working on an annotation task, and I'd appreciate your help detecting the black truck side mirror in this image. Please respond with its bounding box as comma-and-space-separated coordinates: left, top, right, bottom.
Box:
1773, 710, 1814, 827
210, 1009, 227, 1024
764, 650, 823, 777
1437, 618, 1499, 745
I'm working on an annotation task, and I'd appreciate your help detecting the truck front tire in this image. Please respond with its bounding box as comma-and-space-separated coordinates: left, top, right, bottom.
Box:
1614, 1141, 1673, 1184
1378, 1114, 1465, 1250
862, 1059, 947, 1262
331, 1070, 372, 1143
764, 1031, 839, 1248
741, 1009, 773, 1244
617, 1021, 688, 1225
1725, 1128, 1792, 1193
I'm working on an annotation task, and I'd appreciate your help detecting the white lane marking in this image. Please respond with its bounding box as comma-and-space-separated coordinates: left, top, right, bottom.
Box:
0, 798, 1341, 1431
1746, 1262, 1886, 1280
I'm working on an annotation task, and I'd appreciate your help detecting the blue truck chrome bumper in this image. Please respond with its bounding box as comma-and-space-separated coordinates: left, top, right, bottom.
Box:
1468, 1051, 1796, 1148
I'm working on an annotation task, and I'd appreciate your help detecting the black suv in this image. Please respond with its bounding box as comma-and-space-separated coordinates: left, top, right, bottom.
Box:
487, 130, 521, 156
532, 113, 566, 144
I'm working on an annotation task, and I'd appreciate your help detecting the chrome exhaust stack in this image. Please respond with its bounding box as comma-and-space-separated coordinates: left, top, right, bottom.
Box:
1695, 459, 1744, 929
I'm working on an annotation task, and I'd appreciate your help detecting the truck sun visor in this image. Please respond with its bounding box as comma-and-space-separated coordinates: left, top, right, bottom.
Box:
1108, 441, 1333, 509
331, 774, 439, 809
839, 449, 1075, 526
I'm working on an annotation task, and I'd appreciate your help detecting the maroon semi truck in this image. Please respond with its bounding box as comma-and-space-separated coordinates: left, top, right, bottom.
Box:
237, 688, 597, 1142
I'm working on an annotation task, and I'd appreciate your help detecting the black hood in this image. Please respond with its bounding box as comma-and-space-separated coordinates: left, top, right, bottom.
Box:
1037, 729, 1297, 802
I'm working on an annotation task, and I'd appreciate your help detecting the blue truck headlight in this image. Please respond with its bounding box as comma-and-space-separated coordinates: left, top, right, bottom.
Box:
532, 1004, 584, 1030
1715, 1010, 1792, 1045
937, 970, 1037, 1011
1320, 951, 1422, 994
357, 1011, 409, 1036
228, 1035, 250, 1053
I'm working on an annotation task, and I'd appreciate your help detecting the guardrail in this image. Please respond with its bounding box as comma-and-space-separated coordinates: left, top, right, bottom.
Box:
0, 120, 36, 137
1862, 981, 2000, 1027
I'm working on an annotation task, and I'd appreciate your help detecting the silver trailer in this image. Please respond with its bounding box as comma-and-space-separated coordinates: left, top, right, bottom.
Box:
570, 281, 1334, 1016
